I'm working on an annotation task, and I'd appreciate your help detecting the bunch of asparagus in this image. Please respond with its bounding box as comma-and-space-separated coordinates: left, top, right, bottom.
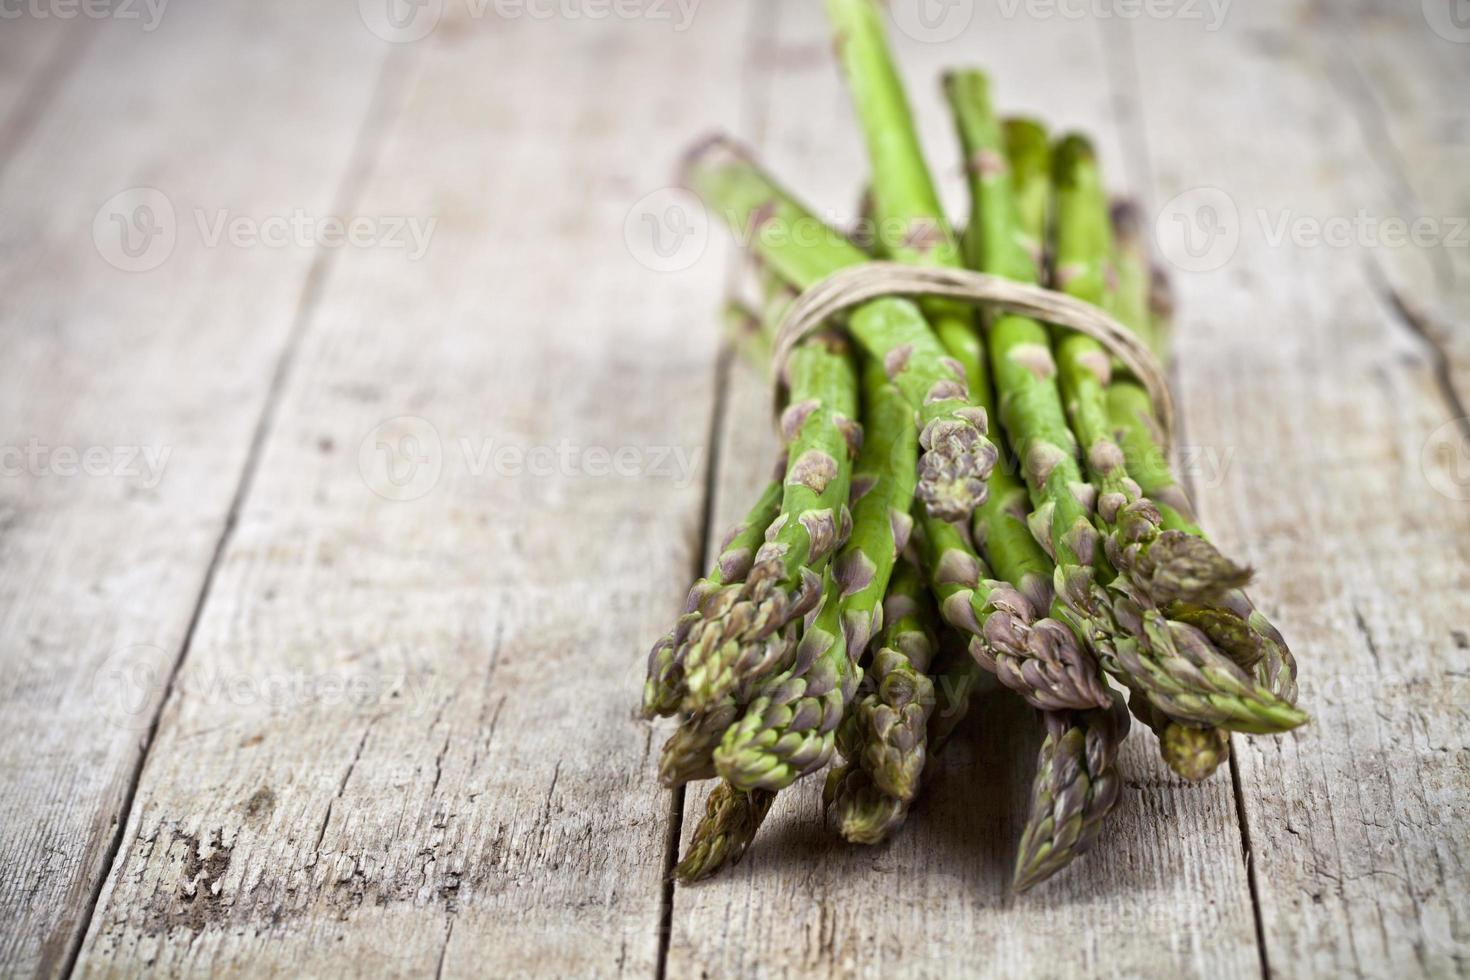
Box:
641, 0, 1305, 891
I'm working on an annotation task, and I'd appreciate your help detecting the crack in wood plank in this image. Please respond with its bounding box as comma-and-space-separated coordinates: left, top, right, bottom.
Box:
655, 5, 784, 979
60, 41, 413, 980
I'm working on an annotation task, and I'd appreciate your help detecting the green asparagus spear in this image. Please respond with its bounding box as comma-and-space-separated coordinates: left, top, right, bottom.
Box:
685, 137, 997, 523
926, 74, 1132, 713
831, 359, 920, 660
661, 285, 861, 776
914, 507, 1109, 710
793, 357, 917, 834
944, 84, 1128, 700
714, 568, 859, 792
823, 765, 909, 846
1126, 689, 1231, 783
936, 76, 1056, 617
678, 324, 860, 713
679, 267, 859, 712
1106, 202, 1300, 705
1043, 135, 1305, 735
1100, 203, 1245, 778
674, 782, 777, 883
853, 560, 939, 800
1052, 135, 1248, 606
1005, 118, 1052, 277
642, 474, 785, 718
659, 695, 741, 786
824, 559, 938, 844
824, 0, 1006, 525
825, 0, 961, 270
1012, 693, 1130, 892
946, 72, 1037, 284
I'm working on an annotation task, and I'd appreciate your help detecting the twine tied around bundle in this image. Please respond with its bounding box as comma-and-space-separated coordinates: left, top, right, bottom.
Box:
769, 262, 1175, 451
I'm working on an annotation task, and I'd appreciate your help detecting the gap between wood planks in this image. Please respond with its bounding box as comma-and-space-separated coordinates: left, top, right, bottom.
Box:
653, 3, 782, 975
54, 44, 416, 980
1098, 18, 1273, 979
1373, 275, 1470, 449
1113, 9, 1470, 978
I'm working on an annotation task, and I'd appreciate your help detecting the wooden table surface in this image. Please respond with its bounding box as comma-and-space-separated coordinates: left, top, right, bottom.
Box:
1, 1, 1467, 977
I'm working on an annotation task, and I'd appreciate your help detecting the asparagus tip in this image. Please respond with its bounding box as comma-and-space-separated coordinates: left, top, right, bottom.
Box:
1109, 197, 1145, 242
1024, 617, 1114, 711
826, 765, 908, 846
1159, 723, 1231, 782
915, 411, 998, 522
678, 131, 752, 190
674, 783, 776, 883
1121, 525, 1253, 605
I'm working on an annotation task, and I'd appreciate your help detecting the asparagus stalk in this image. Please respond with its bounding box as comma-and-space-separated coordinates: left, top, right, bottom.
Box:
826, 0, 1005, 524
914, 507, 1109, 711
678, 323, 860, 713
807, 357, 922, 840
1127, 688, 1231, 783
659, 695, 742, 786
714, 567, 859, 792
945, 85, 1130, 703
1045, 135, 1306, 736
823, 767, 908, 846
1107, 381, 1296, 696
1005, 118, 1052, 278
685, 137, 997, 523
831, 358, 920, 660
679, 268, 858, 708
1100, 202, 1224, 780
853, 560, 938, 799
824, 559, 938, 844
1107, 203, 1300, 705
674, 782, 777, 883
642, 473, 785, 718
826, 0, 962, 271
1012, 693, 1131, 892
1052, 135, 1248, 606
939, 79, 1058, 617
660, 276, 862, 778
946, 73, 1037, 285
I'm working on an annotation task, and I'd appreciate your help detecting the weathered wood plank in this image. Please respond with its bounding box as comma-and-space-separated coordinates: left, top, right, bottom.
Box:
666, 4, 1262, 977
0, 16, 86, 158
1323, 0, 1470, 405
1124, 3, 1470, 975
0, 5, 390, 976
70, 6, 757, 978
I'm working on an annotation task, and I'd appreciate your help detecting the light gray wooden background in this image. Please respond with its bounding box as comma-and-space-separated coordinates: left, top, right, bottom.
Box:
1, 0, 1466, 977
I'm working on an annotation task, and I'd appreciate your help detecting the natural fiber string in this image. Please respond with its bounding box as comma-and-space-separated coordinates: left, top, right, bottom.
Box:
770, 261, 1176, 451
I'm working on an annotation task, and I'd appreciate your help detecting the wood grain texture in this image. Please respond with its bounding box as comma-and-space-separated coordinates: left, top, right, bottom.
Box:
0, 16, 89, 163
66, 5, 756, 978
664, 4, 1262, 978
1323, 0, 1470, 403
1123, 3, 1470, 976
0, 1, 1465, 978
0, 5, 389, 976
